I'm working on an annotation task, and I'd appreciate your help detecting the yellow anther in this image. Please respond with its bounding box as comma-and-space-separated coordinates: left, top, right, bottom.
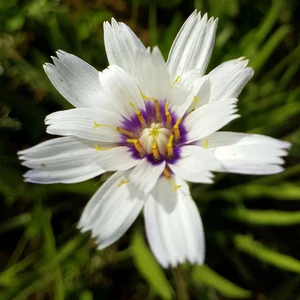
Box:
93, 121, 116, 130
127, 139, 146, 156
204, 139, 209, 149
94, 144, 110, 153
93, 121, 103, 130
152, 141, 160, 161
171, 75, 181, 88
173, 118, 182, 141
165, 103, 172, 127
117, 179, 130, 187
191, 95, 200, 112
141, 93, 157, 101
167, 134, 174, 158
154, 100, 162, 122
129, 102, 137, 109
163, 168, 181, 191
94, 121, 135, 137
130, 102, 146, 127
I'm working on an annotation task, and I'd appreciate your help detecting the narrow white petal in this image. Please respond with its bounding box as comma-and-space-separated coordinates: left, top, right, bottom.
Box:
45, 108, 122, 142
129, 158, 165, 194
18, 137, 105, 184
78, 170, 144, 249
104, 19, 146, 77
207, 57, 254, 103
202, 132, 291, 175
144, 176, 205, 268
169, 145, 218, 183
135, 47, 171, 101
185, 98, 239, 142
167, 11, 218, 80
168, 85, 191, 118
173, 74, 211, 115
99, 65, 145, 118
23, 166, 104, 184
44, 50, 105, 108
95, 146, 138, 171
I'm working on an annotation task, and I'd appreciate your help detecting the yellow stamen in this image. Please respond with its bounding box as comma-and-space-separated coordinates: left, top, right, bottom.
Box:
163, 168, 181, 191
94, 121, 134, 137
94, 121, 115, 130
191, 95, 200, 112
130, 102, 146, 127
152, 141, 160, 161
154, 100, 162, 122
171, 75, 181, 88
204, 139, 209, 149
117, 127, 135, 137
173, 118, 182, 141
167, 134, 174, 158
127, 139, 146, 156
117, 179, 130, 187
141, 93, 157, 101
165, 103, 172, 127
94, 144, 111, 153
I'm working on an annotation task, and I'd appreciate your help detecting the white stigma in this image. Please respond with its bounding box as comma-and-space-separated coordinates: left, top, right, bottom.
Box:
139, 122, 172, 155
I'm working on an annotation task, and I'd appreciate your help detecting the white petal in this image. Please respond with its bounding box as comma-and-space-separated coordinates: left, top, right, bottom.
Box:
99, 65, 145, 118
44, 50, 105, 108
78, 170, 144, 249
95, 146, 138, 171
169, 145, 217, 183
129, 158, 165, 194
203, 132, 291, 175
18, 137, 105, 184
45, 108, 122, 142
185, 98, 239, 142
104, 19, 146, 77
171, 74, 211, 116
168, 85, 191, 118
167, 11, 218, 80
135, 47, 171, 101
207, 57, 254, 103
144, 176, 205, 268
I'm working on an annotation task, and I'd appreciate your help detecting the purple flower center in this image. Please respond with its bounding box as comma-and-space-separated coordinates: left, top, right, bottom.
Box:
118, 101, 187, 165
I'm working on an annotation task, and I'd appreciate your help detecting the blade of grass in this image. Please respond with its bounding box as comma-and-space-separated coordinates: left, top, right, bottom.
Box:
234, 234, 300, 273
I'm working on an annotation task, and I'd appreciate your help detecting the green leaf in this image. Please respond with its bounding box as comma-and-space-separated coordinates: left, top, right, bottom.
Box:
131, 229, 173, 300
235, 235, 300, 273
191, 264, 251, 298
227, 208, 300, 226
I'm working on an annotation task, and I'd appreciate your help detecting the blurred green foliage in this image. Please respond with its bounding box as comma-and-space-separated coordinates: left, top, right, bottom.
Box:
0, 0, 300, 299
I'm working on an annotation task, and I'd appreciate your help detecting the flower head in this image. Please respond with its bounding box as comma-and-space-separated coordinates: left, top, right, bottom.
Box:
18, 11, 291, 268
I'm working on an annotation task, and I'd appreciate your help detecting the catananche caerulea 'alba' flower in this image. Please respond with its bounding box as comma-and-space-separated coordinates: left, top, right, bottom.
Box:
18, 11, 291, 268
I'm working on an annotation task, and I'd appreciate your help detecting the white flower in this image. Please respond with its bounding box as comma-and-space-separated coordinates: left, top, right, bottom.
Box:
18, 11, 291, 268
